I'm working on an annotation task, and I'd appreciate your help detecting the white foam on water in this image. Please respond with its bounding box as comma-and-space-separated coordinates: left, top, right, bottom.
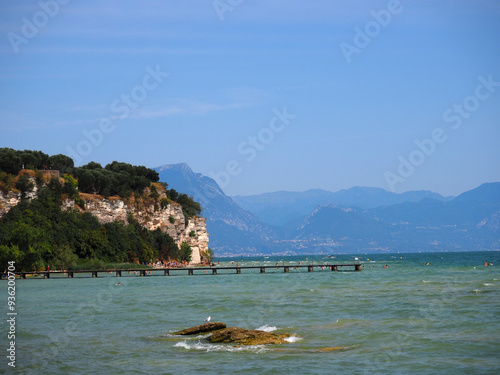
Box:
166, 333, 209, 339
284, 335, 302, 343
174, 341, 267, 353
483, 283, 493, 286
472, 289, 481, 293
422, 280, 432, 283
174, 341, 191, 349
256, 324, 277, 332
163, 334, 177, 338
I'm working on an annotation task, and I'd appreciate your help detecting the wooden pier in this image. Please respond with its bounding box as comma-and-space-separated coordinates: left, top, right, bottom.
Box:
5, 264, 362, 279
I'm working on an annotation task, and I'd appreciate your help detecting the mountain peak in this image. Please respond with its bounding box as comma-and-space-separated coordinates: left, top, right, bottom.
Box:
454, 182, 500, 204
154, 163, 275, 254
156, 163, 194, 174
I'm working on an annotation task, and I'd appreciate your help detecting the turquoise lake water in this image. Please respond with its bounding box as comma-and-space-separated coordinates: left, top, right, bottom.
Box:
3, 251, 500, 374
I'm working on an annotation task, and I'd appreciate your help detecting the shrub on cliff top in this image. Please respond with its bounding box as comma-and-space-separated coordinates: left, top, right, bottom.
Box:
72, 161, 159, 198
15, 175, 34, 198
0, 148, 74, 174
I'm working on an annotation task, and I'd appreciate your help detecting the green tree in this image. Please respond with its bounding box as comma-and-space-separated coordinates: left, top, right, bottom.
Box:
29, 150, 50, 169
0, 245, 22, 272
201, 248, 214, 263
169, 189, 178, 201
19, 151, 37, 170
149, 185, 159, 200
62, 174, 78, 198
177, 193, 202, 217
180, 241, 192, 263
0, 148, 22, 174
76, 169, 96, 193
47, 154, 74, 173
15, 175, 34, 198
49, 245, 78, 270
81, 161, 103, 170
160, 198, 169, 209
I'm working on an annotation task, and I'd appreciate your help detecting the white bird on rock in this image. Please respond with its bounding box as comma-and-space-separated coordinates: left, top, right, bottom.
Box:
204, 316, 211, 322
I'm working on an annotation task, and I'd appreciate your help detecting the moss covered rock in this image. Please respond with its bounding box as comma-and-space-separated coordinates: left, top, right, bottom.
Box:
207, 327, 293, 345
173, 322, 226, 335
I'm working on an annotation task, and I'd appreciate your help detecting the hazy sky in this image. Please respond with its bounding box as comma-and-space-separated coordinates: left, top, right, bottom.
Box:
1, 0, 499, 197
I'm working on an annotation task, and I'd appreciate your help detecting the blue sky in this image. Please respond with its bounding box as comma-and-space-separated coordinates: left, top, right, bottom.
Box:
1, 0, 499, 197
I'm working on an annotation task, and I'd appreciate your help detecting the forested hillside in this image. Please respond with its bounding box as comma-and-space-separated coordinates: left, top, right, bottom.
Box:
0, 148, 203, 271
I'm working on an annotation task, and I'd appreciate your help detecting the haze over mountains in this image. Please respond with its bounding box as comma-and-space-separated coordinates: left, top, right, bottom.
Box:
232, 188, 453, 227
155, 163, 500, 256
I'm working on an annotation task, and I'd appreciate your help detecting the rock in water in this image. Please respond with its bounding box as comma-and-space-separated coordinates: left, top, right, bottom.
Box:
173, 322, 226, 335
207, 327, 293, 345
319, 347, 345, 352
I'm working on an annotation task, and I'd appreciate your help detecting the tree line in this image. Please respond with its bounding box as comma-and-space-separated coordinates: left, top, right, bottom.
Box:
0, 148, 74, 174
0, 148, 202, 217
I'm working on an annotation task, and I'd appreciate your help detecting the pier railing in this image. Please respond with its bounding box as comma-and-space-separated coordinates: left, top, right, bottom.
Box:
3, 264, 362, 279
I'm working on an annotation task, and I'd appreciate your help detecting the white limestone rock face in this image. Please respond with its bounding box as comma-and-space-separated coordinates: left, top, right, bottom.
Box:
181, 216, 209, 264
77, 195, 208, 264
0, 191, 21, 216
0, 181, 208, 264
0, 176, 40, 215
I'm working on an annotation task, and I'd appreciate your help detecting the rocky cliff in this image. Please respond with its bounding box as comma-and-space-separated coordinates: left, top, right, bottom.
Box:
0, 177, 208, 264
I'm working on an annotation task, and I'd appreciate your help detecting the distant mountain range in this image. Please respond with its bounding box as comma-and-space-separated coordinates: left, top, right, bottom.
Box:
155, 163, 500, 256
232, 187, 453, 226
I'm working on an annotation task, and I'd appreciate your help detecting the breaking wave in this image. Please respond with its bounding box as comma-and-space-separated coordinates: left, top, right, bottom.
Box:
174, 341, 267, 353
256, 324, 277, 332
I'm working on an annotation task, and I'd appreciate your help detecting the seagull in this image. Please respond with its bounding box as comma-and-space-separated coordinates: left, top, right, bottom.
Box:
204, 316, 211, 323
